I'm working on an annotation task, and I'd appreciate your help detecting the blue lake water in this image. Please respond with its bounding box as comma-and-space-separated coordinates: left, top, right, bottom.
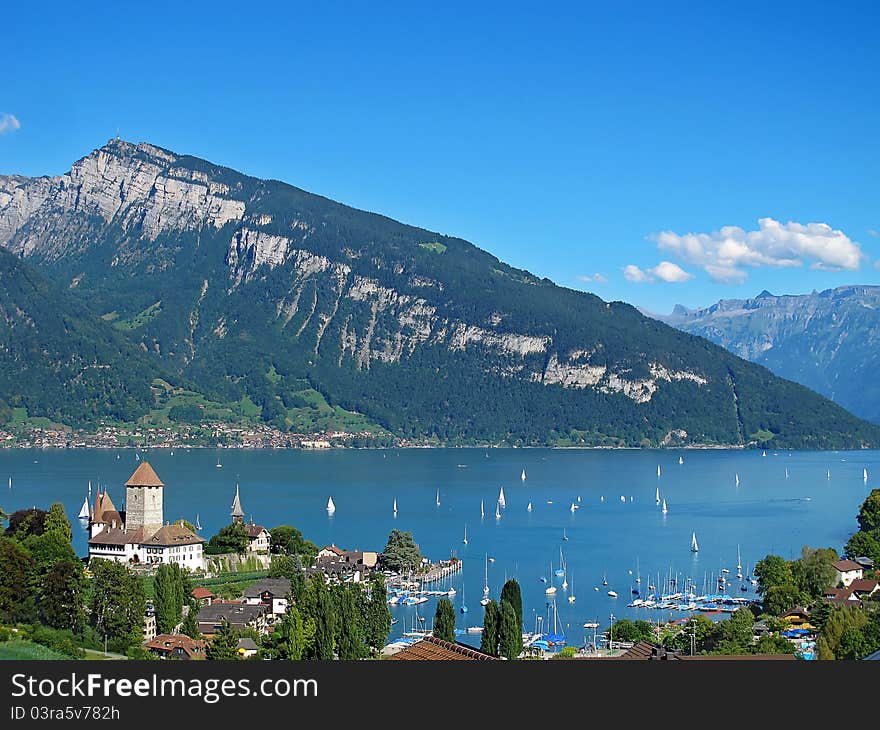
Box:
1, 447, 876, 647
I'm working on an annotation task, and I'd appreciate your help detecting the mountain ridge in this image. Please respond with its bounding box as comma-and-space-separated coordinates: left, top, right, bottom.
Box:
1, 139, 878, 448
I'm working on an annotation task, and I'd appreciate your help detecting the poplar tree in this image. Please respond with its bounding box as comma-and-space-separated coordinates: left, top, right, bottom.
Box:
480, 600, 500, 656
433, 598, 456, 643
499, 600, 522, 659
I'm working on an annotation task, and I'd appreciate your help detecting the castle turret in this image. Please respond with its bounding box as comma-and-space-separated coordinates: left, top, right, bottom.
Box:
124, 462, 164, 537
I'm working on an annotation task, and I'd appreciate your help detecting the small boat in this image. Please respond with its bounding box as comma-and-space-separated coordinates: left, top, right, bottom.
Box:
481, 499, 485, 518
568, 573, 576, 603
762, 450, 767, 457
215, 455, 221, 468
326, 497, 336, 515
657, 464, 661, 478
661, 498, 668, 514
7, 476, 11, 490
570, 502, 577, 513
602, 572, 608, 586
600, 496, 604, 502
620, 495, 626, 503
77, 497, 89, 520
785, 468, 790, 479
735, 473, 740, 487
864, 468, 869, 482
736, 545, 743, 579
460, 586, 468, 614
521, 468, 527, 481
393, 498, 398, 516
562, 528, 568, 541
436, 488, 441, 507
483, 554, 490, 596
498, 486, 506, 509
527, 501, 533, 512
608, 590, 618, 598
195, 514, 202, 531
463, 524, 468, 545
87, 480, 92, 499
679, 455, 684, 465
655, 486, 660, 505
690, 531, 699, 553
495, 502, 502, 520
827, 469, 831, 480
546, 562, 557, 594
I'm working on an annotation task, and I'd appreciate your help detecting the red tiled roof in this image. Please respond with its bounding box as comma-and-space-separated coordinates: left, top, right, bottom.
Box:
387, 636, 499, 661
849, 579, 879, 593
192, 587, 215, 599
125, 462, 164, 487
832, 559, 863, 572
245, 523, 267, 538
145, 634, 206, 659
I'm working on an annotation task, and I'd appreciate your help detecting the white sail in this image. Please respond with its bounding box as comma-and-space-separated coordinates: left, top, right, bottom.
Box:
655, 486, 660, 505
735, 473, 741, 487
679, 456, 684, 465
7, 476, 10, 489
785, 468, 790, 479
326, 497, 336, 514
620, 495, 626, 503
436, 488, 440, 507
762, 450, 767, 457
483, 554, 489, 595
495, 501, 501, 520
570, 502, 576, 513
691, 532, 699, 552
657, 464, 661, 478
77, 497, 89, 520
480, 499, 485, 518
393, 498, 397, 515
864, 468, 869, 482
521, 469, 527, 481
195, 514, 202, 531
827, 469, 831, 480
463, 525, 468, 545
662, 498, 668, 514
498, 486, 506, 509
88, 480, 92, 499
527, 501, 532, 512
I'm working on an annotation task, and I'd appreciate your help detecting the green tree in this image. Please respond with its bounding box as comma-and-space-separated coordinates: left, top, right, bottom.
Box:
610, 619, 655, 644
5, 508, 48, 540
311, 575, 336, 660
337, 585, 367, 660
817, 605, 869, 659
857, 489, 880, 532
266, 603, 306, 660
88, 559, 146, 652
40, 560, 85, 632
379, 530, 423, 573
792, 546, 838, 598
0, 537, 36, 623
845, 528, 880, 566
21, 530, 78, 586
499, 600, 522, 659
207, 522, 250, 553
269, 525, 318, 561
480, 599, 500, 656
500, 579, 523, 637
154, 563, 188, 634
364, 574, 391, 656
44, 503, 72, 543
754, 635, 795, 655
433, 598, 456, 643
207, 620, 240, 660
180, 601, 200, 640
763, 583, 803, 616
753, 555, 794, 597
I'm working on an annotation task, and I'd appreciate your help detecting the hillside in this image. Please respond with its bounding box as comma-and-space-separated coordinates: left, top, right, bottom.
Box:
1, 140, 878, 448
657, 286, 880, 425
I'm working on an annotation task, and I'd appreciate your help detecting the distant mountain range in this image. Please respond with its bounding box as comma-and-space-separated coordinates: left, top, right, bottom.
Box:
656, 286, 880, 425
0, 139, 878, 448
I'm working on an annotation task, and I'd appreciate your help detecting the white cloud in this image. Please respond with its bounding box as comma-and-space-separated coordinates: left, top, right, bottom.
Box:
577, 273, 607, 283
623, 261, 692, 284
650, 217, 862, 284
0, 114, 21, 135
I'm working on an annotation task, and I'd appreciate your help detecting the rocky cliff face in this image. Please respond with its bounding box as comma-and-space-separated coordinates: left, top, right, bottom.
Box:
658, 287, 880, 424
1, 139, 876, 447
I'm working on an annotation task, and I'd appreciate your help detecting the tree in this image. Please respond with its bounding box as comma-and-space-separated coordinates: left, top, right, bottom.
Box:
180, 601, 200, 640
364, 574, 391, 656
268, 554, 305, 583
378, 530, 422, 573
753, 635, 795, 655
154, 563, 188, 634
174, 519, 197, 534
0, 537, 35, 623
207, 620, 240, 660
792, 546, 838, 598
610, 619, 655, 644
499, 600, 522, 659
5, 508, 47, 540
753, 555, 794, 597
88, 559, 146, 652
44, 503, 72, 543
763, 583, 803, 616
40, 560, 85, 632
21, 530, 78, 584
336, 585, 366, 660
207, 522, 249, 553
311, 576, 336, 660
857, 489, 880, 532
433, 598, 456, 643
845, 528, 880, 566
817, 605, 869, 659
269, 525, 318, 561
500, 579, 523, 636
266, 603, 306, 659
480, 600, 500, 656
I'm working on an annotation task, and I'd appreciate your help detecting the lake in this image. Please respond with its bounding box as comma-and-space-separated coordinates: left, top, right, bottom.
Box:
1, 447, 876, 647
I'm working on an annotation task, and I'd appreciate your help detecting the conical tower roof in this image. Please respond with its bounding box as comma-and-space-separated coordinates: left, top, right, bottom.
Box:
231, 483, 245, 519
125, 462, 164, 487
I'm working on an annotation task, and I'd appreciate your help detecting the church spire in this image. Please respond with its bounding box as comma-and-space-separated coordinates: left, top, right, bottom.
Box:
231, 482, 245, 523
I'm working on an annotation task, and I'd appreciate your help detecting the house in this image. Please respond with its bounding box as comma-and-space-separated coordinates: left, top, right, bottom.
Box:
146, 634, 207, 660
236, 638, 259, 659
197, 603, 269, 637
243, 578, 291, 617
832, 559, 864, 587
854, 556, 875, 572
386, 635, 499, 660
87, 463, 206, 571
343, 550, 378, 570
616, 641, 796, 661
317, 545, 345, 560
848, 578, 880, 598
779, 608, 812, 627
229, 484, 271, 553
142, 612, 157, 643
823, 587, 861, 606
191, 587, 215, 606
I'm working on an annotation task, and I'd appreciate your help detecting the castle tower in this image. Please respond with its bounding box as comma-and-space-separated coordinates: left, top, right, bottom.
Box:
231, 482, 245, 524
124, 462, 164, 536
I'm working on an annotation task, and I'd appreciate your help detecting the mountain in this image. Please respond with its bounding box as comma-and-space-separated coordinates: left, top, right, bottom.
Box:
657, 286, 880, 425
0, 245, 161, 427
1, 139, 878, 448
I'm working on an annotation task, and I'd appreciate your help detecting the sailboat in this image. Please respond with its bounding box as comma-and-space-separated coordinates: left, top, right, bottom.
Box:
657, 464, 661, 478
827, 468, 831, 480
527, 501, 533, 512
735, 473, 741, 487
393, 498, 398, 516
568, 572, 576, 603
8, 476, 11, 490
460, 585, 468, 614
481, 554, 490, 605
864, 468, 869, 483
570, 502, 577, 513
555, 549, 566, 577
495, 501, 502, 520
462, 524, 468, 545
690, 532, 699, 553
736, 545, 743, 579
562, 528, 568, 541
77, 496, 89, 520
545, 562, 557, 595
436, 488, 441, 507
521, 468, 527, 481
602, 571, 608, 586
87, 480, 92, 500
785, 467, 790, 479
655, 486, 661, 505
326, 497, 336, 515
661, 498, 668, 514
762, 450, 767, 457
195, 514, 202, 531
215, 454, 221, 468
498, 486, 506, 509
679, 455, 684, 465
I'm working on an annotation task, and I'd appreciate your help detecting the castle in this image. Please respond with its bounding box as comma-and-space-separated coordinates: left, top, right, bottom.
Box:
87, 462, 206, 571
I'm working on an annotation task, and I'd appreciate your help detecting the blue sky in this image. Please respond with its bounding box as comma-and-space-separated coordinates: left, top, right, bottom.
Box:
2, 1, 878, 313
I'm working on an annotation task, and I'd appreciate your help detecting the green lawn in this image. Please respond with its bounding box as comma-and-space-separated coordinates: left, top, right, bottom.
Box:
0, 639, 73, 660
